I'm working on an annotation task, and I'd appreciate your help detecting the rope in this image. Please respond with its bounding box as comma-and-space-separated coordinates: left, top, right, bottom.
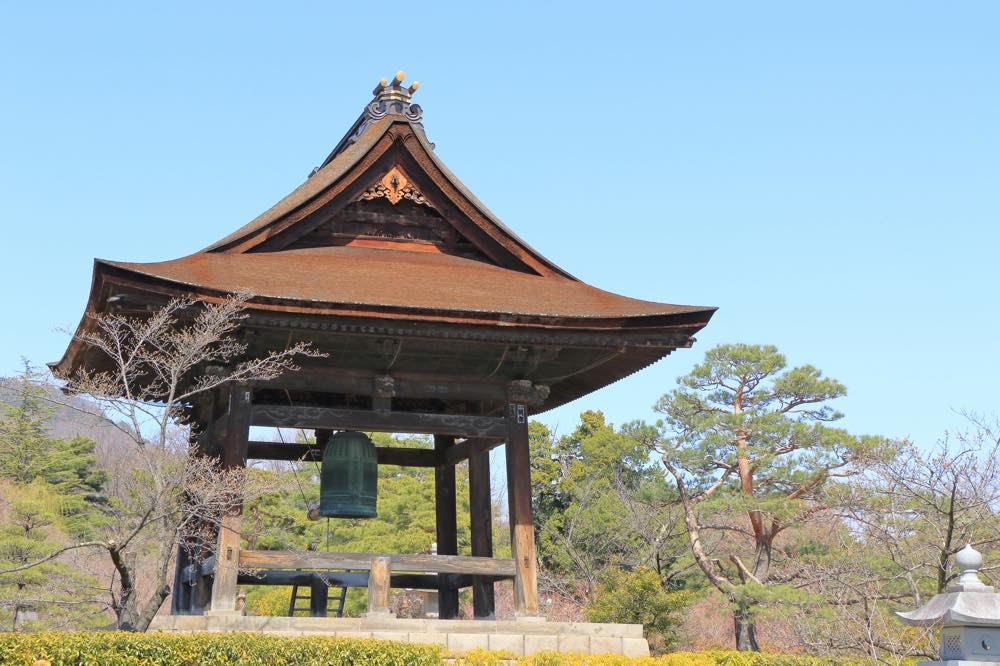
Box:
277, 426, 311, 509
283, 389, 323, 477
278, 389, 330, 554
274, 389, 339, 613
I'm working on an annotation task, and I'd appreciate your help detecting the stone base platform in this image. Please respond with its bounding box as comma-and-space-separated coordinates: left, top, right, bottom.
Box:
149, 615, 649, 657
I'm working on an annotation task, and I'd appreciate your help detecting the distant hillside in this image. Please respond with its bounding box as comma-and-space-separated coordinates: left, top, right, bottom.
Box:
0, 376, 138, 462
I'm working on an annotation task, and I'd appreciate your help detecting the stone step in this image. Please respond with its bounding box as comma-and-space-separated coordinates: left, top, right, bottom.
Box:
149, 615, 650, 657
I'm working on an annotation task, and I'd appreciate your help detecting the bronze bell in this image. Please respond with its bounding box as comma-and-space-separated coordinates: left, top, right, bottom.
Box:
319, 431, 377, 518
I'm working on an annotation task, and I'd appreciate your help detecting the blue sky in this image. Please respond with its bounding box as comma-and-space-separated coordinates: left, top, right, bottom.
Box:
1, 2, 997, 448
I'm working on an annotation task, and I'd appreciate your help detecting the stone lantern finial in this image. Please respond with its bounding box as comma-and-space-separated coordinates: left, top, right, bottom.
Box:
897, 543, 1000, 664
955, 543, 990, 592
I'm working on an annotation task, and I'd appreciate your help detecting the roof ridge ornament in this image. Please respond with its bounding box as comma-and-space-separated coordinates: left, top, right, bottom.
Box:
366, 71, 422, 125
317, 71, 423, 173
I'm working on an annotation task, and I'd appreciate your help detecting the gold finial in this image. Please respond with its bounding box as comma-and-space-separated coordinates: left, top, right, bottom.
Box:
367, 72, 422, 123
373, 72, 420, 101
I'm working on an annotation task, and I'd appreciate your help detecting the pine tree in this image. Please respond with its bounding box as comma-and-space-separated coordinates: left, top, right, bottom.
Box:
0, 368, 107, 538
0, 486, 103, 631
655, 343, 889, 651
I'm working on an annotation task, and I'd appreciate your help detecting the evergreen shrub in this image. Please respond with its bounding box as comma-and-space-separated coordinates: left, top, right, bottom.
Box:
0, 633, 910, 666
509, 651, 888, 665
0, 632, 442, 666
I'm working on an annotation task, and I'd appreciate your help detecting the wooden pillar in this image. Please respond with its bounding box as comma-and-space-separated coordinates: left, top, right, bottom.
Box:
208, 384, 252, 614
172, 394, 216, 615
366, 556, 392, 617
468, 443, 496, 619
170, 542, 192, 614
191, 497, 217, 610
505, 398, 540, 617
434, 434, 459, 619
309, 575, 329, 617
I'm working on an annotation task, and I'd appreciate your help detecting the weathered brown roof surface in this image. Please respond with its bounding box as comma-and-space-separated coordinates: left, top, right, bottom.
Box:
52, 80, 716, 401
101, 246, 711, 322
202, 118, 395, 253
201, 117, 574, 280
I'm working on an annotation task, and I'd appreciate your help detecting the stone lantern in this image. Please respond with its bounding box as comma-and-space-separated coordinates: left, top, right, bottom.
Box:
898, 544, 1000, 664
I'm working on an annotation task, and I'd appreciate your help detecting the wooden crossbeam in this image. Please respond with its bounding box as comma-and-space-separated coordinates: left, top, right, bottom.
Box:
246, 441, 437, 467
250, 405, 507, 438
232, 570, 505, 591
238, 570, 370, 588
256, 370, 514, 402
441, 437, 504, 466
239, 550, 515, 577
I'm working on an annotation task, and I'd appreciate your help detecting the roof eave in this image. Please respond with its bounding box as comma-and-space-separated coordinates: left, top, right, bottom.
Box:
48, 259, 107, 378
92, 259, 716, 333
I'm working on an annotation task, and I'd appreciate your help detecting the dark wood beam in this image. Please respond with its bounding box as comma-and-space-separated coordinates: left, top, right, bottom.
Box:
245, 311, 695, 350
435, 434, 459, 619
469, 443, 496, 619
441, 437, 504, 466
222, 385, 252, 469
443, 574, 511, 590
210, 384, 252, 614
505, 397, 540, 617
255, 369, 550, 404
246, 441, 437, 467
235, 570, 464, 592
310, 577, 329, 617
250, 405, 506, 438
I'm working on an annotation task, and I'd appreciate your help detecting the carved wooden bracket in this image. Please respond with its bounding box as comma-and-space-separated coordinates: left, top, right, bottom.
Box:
506, 380, 550, 406
358, 166, 432, 207
373, 375, 396, 399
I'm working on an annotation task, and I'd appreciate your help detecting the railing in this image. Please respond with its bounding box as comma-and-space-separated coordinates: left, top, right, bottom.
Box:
238, 550, 515, 616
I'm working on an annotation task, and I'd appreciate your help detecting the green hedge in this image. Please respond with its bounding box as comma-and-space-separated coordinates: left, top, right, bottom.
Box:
0, 632, 907, 666
0, 632, 442, 666
476, 651, 882, 666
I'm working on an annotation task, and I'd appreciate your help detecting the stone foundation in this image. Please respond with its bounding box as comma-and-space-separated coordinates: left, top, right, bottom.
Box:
149, 615, 650, 657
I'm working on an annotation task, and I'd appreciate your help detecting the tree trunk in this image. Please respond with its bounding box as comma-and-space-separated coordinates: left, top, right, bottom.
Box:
116, 591, 139, 631
133, 586, 172, 631
752, 535, 772, 583
734, 602, 760, 652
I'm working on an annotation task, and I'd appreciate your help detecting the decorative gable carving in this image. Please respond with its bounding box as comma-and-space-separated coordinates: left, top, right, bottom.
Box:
287, 189, 488, 262
358, 166, 432, 208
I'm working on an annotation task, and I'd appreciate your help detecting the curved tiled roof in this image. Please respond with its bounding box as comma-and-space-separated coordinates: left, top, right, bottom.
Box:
201, 118, 395, 253
101, 246, 711, 322
52, 84, 716, 400
201, 118, 575, 280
